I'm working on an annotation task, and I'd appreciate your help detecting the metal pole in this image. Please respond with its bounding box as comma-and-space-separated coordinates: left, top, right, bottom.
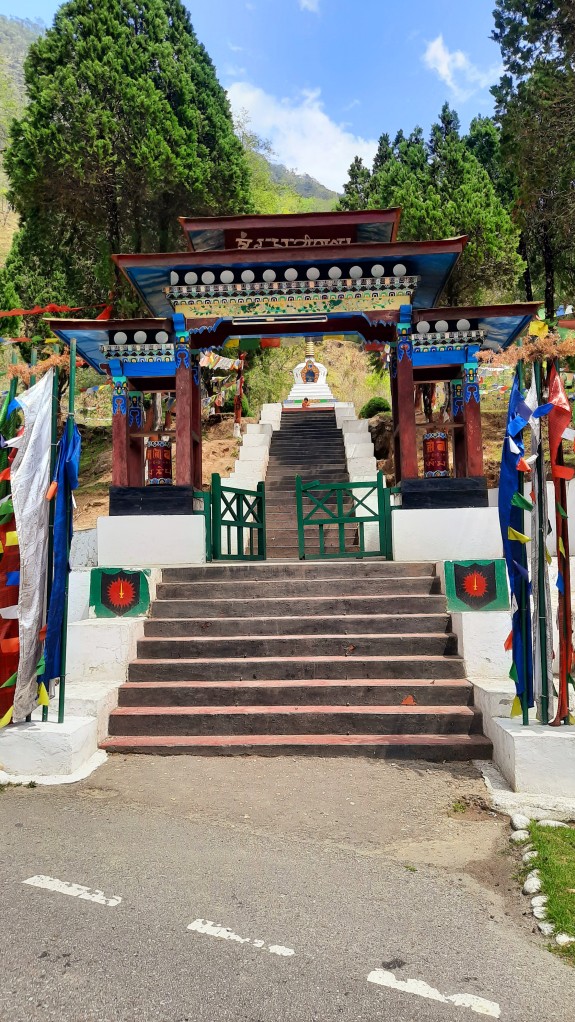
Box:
534, 360, 549, 724
57, 339, 76, 723
43, 353, 60, 722
516, 357, 530, 725
29, 343, 38, 387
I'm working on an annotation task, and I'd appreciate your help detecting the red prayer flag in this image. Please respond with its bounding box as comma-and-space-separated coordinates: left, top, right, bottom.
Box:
548, 364, 572, 478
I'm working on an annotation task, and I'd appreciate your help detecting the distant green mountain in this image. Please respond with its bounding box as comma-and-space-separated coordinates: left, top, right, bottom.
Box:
269, 162, 339, 203
0, 15, 43, 106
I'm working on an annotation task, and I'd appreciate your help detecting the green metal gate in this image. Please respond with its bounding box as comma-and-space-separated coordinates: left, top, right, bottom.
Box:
295, 473, 393, 560
211, 472, 266, 560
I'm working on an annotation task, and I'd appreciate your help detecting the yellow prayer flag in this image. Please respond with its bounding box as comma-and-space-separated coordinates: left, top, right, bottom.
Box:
528, 319, 549, 338
545, 547, 552, 565
510, 695, 523, 718
37, 682, 50, 707
559, 536, 566, 557
5, 531, 18, 547
0, 703, 13, 729
508, 527, 530, 544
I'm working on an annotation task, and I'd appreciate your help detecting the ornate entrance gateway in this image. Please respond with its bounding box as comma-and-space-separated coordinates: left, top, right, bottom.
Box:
49, 208, 537, 547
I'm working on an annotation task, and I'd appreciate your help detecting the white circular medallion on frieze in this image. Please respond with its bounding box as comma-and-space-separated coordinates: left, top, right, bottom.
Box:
184, 271, 197, 285
170, 271, 179, 285
416, 321, 430, 334
201, 271, 215, 284
284, 267, 298, 281
155, 330, 169, 343
306, 267, 320, 280
134, 330, 147, 343
457, 318, 471, 332
113, 331, 127, 344
263, 269, 276, 282
371, 264, 384, 277
393, 263, 407, 277
328, 266, 342, 279
435, 320, 449, 332
241, 269, 255, 283
220, 270, 234, 284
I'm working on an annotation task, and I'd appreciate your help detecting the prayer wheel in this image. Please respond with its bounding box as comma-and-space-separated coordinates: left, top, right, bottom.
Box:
146, 439, 173, 485
423, 430, 449, 478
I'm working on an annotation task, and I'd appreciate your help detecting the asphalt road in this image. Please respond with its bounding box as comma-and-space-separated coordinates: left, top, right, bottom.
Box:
1, 755, 574, 1022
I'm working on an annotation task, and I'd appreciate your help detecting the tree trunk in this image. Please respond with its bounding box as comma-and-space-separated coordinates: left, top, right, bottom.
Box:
519, 233, 534, 301
542, 221, 555, 319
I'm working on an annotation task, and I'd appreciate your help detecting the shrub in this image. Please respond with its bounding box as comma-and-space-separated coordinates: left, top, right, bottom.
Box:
222, 393, 251, 417
358, 396, 391, 419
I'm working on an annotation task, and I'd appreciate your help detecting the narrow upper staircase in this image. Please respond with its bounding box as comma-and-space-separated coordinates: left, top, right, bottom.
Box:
101, 560, 492, 760
266, 409, 349, 558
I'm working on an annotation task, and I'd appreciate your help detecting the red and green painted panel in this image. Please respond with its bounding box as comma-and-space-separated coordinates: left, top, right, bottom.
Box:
89, 568, 150, 618
444, 559, 509, 612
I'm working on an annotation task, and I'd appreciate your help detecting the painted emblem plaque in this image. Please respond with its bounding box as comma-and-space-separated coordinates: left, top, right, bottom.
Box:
444, 559, 509, 612
89, 568, 150, 618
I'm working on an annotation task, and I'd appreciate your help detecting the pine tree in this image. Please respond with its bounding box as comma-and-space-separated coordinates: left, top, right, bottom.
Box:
344, 106, 524, 305
338, 157, 371, 211
2, 0, 250, 320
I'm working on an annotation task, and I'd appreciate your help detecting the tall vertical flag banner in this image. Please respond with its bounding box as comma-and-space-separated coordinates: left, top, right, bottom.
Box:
498, 373, 533, 709
42, 423, 81, 687
547, 364, 574, 725
10, 371, 53, 721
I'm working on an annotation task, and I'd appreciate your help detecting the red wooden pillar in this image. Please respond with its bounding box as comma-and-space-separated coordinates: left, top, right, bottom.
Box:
451, 377, 466, 478
390, 353, 402, 482
175, 340, 193, 486
127, 390, 145, 486
111, 377, 129, 487
463, 363, 484, 476
396, 330, 418, 479
191, 358, 202, 490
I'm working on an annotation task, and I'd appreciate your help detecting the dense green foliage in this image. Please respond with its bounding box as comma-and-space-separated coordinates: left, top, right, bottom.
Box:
0, 0, 251, 331
222, 393, 250, 417
491, 1, 575, 316
0, 16, 42, 104
358, 396, 390, 419
340, 104, 524, 305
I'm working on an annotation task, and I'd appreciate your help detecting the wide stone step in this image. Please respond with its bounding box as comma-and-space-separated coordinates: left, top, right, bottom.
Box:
107, 703, 480, 737
137, 633, 458, 660
156, 576, 441, 599
151, 593, 445, 618
144, 613, 451, 638
100, 732, 493, 759
161, 561, 433, 581
118, 678, 474, 707
128, 653, 466, 682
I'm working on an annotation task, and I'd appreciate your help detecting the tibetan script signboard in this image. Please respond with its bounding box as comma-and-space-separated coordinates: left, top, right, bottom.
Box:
444, 559, 509, 612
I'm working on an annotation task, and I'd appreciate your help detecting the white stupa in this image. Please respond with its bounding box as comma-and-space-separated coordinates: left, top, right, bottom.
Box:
283, 339, 335, 408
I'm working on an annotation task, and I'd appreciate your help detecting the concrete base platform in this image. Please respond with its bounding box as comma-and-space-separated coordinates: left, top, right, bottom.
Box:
0, 714, 101, 781
490, 717, 575, 797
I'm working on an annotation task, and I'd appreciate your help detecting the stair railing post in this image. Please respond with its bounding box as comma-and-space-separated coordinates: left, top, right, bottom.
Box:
295, 475, 305, 560
211, 473, 222, 561
257, 480, 266, 560
377, 471, 388, 557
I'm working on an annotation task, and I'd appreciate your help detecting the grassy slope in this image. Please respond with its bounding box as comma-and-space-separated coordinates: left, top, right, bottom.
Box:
528, 822, 575, 962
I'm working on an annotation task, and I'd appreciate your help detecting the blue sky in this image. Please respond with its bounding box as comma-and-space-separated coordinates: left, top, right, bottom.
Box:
0, 0, 503, 191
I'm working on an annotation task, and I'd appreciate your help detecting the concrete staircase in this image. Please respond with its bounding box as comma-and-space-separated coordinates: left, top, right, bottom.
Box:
101, 560, 491, 760
266, 409, 351, 559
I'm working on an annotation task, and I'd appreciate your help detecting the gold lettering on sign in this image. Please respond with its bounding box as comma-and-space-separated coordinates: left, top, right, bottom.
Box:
234, 233, 353, 250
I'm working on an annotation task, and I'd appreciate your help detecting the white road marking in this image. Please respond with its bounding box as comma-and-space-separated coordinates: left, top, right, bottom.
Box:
367, 969, 501, 1018
187, 918, 294, 956
23, 875, 122, 907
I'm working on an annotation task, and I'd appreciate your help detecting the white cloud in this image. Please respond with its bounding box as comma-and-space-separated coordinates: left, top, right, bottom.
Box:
227, 81, 377, 192
299, 0, 320, 11
228, 42, 244, 53
423, 35, 503, 102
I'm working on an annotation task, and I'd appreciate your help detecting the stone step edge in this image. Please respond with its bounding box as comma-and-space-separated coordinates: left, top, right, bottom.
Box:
146, 612, 449, 624
138, 631, 455, 644
132, 653, 463, 663
158, 575, 437, 588
100, 733, 492, 749
119, 678, 472, 690
109, 704, 476, 717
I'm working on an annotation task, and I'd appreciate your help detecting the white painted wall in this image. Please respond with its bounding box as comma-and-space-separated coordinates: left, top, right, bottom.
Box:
393, 507, 503, 561
98, 514, 206, 567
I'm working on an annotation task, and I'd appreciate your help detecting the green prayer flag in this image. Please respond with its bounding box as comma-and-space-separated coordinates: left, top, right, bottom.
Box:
509, 661, 519, 684
511, 492, 533, 512
0, 671, 17, 689
557, 501, 568, 519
